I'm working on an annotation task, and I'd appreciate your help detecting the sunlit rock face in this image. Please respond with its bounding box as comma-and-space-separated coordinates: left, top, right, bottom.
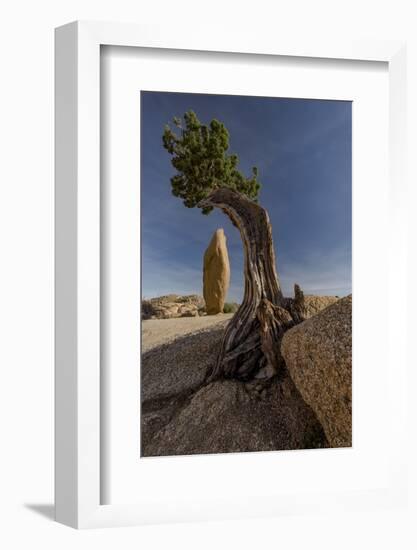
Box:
203, 228, 230, 315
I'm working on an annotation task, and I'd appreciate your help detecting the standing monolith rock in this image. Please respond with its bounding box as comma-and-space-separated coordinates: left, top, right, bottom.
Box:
203, 228, 230, 315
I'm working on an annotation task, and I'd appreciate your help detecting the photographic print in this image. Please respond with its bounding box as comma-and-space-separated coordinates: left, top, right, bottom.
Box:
140, 91, 352, 457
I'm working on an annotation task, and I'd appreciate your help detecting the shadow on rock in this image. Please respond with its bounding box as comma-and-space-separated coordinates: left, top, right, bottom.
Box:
141, 322, 328, 457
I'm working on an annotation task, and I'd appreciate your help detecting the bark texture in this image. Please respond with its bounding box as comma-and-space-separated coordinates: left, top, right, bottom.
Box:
199, 187, 306, 381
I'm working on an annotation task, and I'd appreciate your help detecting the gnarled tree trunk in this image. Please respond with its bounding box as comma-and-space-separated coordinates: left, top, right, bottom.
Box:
199, 187, 306, 381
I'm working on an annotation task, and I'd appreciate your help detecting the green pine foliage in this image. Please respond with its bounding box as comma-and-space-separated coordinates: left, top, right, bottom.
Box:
162, 110, 261, 215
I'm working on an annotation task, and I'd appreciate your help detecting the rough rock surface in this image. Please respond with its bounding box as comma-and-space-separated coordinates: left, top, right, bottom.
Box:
203, 229, 230, 315
281, 295, 352, 448
304, 295, 339, 318
142, 294, 205, 320
143, 374, 327, 457
141, 319, 232, 449
141, 321, 229, 403
141, 322, 327, 456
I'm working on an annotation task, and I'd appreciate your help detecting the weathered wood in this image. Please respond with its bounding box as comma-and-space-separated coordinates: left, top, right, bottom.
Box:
198, 187, 305, 381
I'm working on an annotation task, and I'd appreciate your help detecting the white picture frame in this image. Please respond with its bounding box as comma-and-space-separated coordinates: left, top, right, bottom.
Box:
55, 21, 407, 529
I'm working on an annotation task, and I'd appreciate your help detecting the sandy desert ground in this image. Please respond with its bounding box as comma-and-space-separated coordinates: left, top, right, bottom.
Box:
141, 313, 233, 353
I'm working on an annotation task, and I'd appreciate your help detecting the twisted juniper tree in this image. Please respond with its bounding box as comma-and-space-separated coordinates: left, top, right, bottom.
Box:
163, 111, 306, 381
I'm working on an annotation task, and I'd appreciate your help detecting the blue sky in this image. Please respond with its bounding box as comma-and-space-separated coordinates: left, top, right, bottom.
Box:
141, 91, 352, 302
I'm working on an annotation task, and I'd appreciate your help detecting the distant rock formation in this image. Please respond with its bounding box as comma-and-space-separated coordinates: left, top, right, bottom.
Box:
303, 295, 339, 318
142, 294, 205, 320
203, 228, 230, 315
283, 288, 339, 324
281, 295, 352, 448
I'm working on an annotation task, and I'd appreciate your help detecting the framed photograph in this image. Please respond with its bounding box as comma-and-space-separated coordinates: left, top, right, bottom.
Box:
55, 21, 407, 528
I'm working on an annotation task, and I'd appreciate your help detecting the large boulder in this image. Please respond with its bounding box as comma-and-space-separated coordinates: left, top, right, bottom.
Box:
281, 295, 352, 448
203, 229, 230, 315
141, 322, 228, 404
143, 374, 326, 457
141, 318, 233, 450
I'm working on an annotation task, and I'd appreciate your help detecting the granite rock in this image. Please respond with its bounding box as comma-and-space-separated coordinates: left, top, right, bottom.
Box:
281, 295, 352, 447
304, 295, 339, 318
203, 229, 230, 315
143, 374, 327, 457
141, 322, 228, 404
141, 294, 205, 320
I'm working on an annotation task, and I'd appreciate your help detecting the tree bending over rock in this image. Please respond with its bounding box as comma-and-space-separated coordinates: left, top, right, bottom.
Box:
162, 111, 306, 381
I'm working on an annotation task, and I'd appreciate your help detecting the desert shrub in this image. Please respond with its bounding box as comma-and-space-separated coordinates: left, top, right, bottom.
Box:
223, 302, 239, 314
141, 300, 154, 320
